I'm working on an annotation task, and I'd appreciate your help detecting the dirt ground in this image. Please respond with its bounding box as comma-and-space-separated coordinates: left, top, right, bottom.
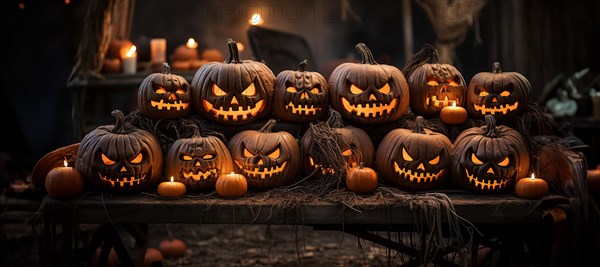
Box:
1, 219, 420, 267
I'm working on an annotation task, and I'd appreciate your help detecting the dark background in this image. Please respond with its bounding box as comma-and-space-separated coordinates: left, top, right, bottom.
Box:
2, 0, 600, 176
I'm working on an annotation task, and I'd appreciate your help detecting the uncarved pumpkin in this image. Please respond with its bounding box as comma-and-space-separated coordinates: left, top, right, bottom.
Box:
346, 163, 378, 194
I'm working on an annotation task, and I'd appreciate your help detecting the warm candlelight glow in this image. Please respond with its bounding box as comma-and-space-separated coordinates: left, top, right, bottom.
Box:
170, 176, 174, 183
452, 101, 456, 107
249, 13, 263, 25
63, 160, 68, 168
230, 172, 235, 176
126, 45, 137, 57
186, 38, 198, 49
531, 173, 535, 180
236, 42, 245, 52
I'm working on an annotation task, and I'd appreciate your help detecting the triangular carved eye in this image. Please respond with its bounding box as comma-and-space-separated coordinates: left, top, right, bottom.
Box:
243, 148, 254, 158
378, 83, 391, 94
310, 88, 321, 94
471, 153, 484, 165
429, 155, 440, 165
212, 84, 227, 96
402, 147, 414, 161
286, 87, 297, 93
350, 84, 364, 95
242, 83, 256, 96
498, 156, 510, 167
341, 148, 352, 156
448, 80, 459, 86
155, 87, 167, 94
427, 79, 439, 86
202, 154, 215, 160
268, 148, 280, 159
181, 155, 193, 161
101, 153, 116, 165
130, 153, 143, 164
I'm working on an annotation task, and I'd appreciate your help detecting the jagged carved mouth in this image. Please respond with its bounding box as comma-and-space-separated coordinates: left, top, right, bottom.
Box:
308, 156, 336, 175
150, 100, 189, 111
99, 174, 146, 187
286, 102, 321, 116
394, 162, 443, 183
465, 169, 510, 190
235, 160, 288, 179
426, 95, 457, 108
203, 99, 265, 121
182, 169, 219, 181
473, 102, 518, 115
340, 97, 397, 118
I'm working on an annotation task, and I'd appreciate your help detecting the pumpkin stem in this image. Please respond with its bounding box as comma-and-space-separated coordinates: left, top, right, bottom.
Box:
355, 43, 378, 65
226, 38, 242, 64
359, 162, 364, 169
298, 60, 308, 72
492, 62, 502, 74
413, 116, 427, 134
189, 124, 202, 138
402, 44, 439, 78
483, 115, 500, 137
111, 110, 135, 134
326, 109, 345, 128
258, 119, 277, 133
162, 62, 171, 74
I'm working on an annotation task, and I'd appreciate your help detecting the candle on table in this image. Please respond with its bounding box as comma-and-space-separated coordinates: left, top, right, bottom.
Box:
440, 101, 468, 125
157, 176, 186, 197
121, 45, 137, 74
45, 160, 84, 199
150, 38, 167, 71
515, 173, 548, 199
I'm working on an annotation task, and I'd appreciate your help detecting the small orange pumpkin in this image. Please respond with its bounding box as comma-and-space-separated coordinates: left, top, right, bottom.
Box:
215, 172, 248, 197
346, 163, 378, 194
143, 248, 164, 267
45, 161, 84, 199
158, 238, 187, 259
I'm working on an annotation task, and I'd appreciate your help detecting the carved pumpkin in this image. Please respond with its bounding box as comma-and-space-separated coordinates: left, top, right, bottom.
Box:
137, 63, 191, 119
165, 125, 234, 191
451, 115, 530, 193
467, 62, 531, 120
191, 39, 275, 125
403, 44, 467, 117
273, 60, 329, 122
227, 119, 300, 188
300, 110, 375, 177
76, 110, 163, 193
329, 43, 409, 124
376, 116, 452, 191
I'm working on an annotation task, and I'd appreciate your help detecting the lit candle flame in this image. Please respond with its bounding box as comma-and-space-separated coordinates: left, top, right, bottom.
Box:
63, 160, 68, 167
126, 45, 137, 57
249, 13, 263, 25
170, 176, 174, 183
186, 38, 198, 49
230, 172, 235, 176
531, 173, 535, 180
452, 101, 456, 107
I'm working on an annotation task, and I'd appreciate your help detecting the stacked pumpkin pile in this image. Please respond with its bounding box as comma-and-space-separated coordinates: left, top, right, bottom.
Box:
40, 39, 572, 200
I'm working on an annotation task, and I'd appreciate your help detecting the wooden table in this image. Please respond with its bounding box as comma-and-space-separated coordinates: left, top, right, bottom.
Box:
37, 190, 561, 267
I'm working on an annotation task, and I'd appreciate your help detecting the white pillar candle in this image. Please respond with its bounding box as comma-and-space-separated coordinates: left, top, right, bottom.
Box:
150, 38, 167, 64
122, 45, 137, 74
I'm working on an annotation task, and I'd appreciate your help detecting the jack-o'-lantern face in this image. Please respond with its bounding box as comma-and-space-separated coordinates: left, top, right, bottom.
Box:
228, 119, 300, 188
403, 44, 466, 117
273, 60, 329, 122
467, 62, 531, 120
165, 128, 234, 191
329, 43, 409, 124
408, 67, 466, 117
138, 63, 191, 119
451, 115, 530, 194
376, 116, 452, 191
299, 111, 375, 177
76, 110, 163, 193
192, 39, 274, 125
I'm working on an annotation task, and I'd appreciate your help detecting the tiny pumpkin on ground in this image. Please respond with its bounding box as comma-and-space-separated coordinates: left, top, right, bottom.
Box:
158, 238, 187, 259
346, 163, 378, 194
143, 248, 164, 267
